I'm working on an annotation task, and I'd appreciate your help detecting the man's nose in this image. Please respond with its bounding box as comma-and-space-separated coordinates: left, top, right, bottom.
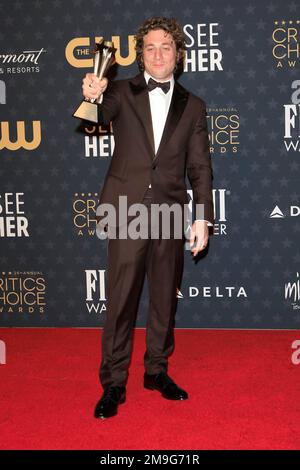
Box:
154, 48, 162, 59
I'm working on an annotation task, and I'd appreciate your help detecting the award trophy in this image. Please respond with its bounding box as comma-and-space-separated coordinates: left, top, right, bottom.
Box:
73, 39, 116, 123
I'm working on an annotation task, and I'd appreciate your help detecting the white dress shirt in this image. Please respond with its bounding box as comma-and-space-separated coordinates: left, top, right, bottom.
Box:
144, 70, 174, 157
144, 71, 174, 190
144, 71, 211, 227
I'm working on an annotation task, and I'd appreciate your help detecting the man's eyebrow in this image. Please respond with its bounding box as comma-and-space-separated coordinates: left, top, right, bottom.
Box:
144, 41, 173, 47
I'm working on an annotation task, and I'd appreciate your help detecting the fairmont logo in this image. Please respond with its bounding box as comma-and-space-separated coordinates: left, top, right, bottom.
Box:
270, 205, 300, 219
0, 48, 46, 74
0, 48, 46, 65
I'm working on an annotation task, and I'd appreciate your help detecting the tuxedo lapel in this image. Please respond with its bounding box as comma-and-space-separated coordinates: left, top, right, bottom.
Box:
129, 74, 155, 158
129, 74, 189, 163
154, 81, 189, 163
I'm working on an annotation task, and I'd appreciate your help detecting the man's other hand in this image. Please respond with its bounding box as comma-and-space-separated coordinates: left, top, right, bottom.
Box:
189, 220, 209, 257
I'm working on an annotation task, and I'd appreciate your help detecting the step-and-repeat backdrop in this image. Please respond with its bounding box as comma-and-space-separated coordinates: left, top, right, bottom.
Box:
0, 0, 299, 328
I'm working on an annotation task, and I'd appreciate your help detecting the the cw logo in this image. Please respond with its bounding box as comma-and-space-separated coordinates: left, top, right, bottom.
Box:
65, 36, 136, 68
0, 121, 41, 151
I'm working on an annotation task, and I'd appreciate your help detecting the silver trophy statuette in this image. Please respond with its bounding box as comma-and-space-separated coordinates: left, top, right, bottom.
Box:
73, 39, 116, 123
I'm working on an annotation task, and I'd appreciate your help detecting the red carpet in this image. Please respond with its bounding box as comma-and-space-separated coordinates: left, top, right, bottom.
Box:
0, 328, 299, 450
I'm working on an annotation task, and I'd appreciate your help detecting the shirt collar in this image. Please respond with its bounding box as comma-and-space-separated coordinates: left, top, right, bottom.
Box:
144, 71, 174, 93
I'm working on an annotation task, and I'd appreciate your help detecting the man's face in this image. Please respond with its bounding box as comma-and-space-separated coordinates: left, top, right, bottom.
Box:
142, 29, 177, 81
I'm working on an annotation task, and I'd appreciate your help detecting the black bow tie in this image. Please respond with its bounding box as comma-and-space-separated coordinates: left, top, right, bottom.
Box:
147, 77, 170, 94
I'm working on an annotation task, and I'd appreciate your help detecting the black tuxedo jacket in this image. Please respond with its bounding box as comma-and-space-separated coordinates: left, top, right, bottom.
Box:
96, 72, 214, 226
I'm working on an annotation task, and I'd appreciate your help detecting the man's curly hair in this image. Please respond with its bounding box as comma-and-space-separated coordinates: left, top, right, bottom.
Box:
135, 16, 186, 73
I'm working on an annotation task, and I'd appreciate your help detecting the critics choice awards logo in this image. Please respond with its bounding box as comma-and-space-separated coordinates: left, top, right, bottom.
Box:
0, 272, 46, 314
73, 193, 99, 236
207, 108, 240, 156
272, 19, 300, 69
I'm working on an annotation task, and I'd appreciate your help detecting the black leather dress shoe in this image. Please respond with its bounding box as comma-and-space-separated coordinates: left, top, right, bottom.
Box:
94, 385, 126, 419
144, 372, 188, 400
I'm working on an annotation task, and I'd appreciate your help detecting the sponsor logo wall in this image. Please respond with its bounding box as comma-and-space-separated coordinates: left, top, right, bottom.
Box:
0, 0, 299, 328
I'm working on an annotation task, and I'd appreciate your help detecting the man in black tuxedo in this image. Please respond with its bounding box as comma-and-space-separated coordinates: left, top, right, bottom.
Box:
82, 16, 214, 419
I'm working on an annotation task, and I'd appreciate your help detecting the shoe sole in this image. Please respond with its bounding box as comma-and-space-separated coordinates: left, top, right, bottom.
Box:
144, 383, 188, 400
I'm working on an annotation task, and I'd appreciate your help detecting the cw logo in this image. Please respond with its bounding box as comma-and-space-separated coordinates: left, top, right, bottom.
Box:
0, 121, 41, 151
65, 36, 136, 68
